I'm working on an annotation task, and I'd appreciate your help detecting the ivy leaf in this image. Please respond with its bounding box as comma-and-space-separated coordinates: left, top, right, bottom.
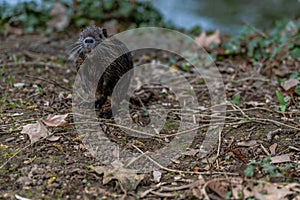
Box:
290, 47, 300, 58
244, 164, 255, 177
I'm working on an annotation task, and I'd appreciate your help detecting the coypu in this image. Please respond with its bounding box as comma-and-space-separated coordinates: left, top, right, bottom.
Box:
73, 26, 134, 111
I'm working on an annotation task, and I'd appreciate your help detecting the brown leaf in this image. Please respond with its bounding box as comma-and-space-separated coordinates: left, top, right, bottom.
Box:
269, 143, 277, 156
21, 121, 48, 144
281, 78, 299, 92
43, 114, 71, 127
271, 153, 291, 164
207, 180, 229, 198
236, 140, 257, 147
224, 147, 248, 163
93, 166, 144, 191
253, 183, 294, 200
195, 29, 221, 48
46, 135, 61, 142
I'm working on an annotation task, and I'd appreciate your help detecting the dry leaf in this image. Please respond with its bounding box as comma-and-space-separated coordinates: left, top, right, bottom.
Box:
195, 29, 221, 48
207, 180, 229, 198
193, 166, 200, 172
253, 184, 294, 200
43, 114, 70, 127
269, 143, 277, 156
271, 153, 291, 164
47, 135, 61, 142
153, 170, 162, 183
281, 78, 299, 92
93, 166, 144, 191
236, 140, 257, 147
21, 121, 48, 144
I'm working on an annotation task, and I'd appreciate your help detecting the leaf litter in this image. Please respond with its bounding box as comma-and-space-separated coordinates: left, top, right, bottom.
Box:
1, 22, 300, 199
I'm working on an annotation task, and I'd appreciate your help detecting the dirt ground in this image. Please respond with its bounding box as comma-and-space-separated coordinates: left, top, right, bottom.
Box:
0, 32, 299, 200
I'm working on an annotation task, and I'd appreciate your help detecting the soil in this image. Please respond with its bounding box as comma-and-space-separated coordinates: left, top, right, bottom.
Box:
0, 32, 299, 200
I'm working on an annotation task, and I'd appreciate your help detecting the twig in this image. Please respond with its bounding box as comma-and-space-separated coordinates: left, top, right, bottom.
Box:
260, 144, 270, 156
289, 146, 300, 152
160, 179, 204, 191
0, 144, 30, 169
0, 61, 64, 68
131, 144, 239, 176
25, 75, 71, 92
216, 127, 222, 169
233, 77, 270, 83
150, 191, 176, 198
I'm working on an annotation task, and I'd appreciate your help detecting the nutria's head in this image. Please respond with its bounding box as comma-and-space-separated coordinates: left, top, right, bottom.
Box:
75, 26, 108, 55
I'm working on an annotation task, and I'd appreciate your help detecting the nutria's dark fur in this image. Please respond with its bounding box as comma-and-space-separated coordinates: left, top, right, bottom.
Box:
74, 27, 133, 109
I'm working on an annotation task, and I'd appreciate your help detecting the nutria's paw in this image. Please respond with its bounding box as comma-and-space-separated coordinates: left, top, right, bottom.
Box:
98, 109, 113, 119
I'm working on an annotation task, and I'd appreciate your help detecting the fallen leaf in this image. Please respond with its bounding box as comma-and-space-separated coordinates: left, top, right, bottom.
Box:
47, 176, 56, 185
207, 180, 229, 199
47, 135, 61, 142
253, 183, 294, 200
195, 29, 221, 48
236, 140, 257, 147
269, 143, 277, 156
193, 166, 200, 172
281, 78, 299, 92
43, 114, 71, 127
153, 170, 162, 183
93, 166, 144, 191
271, 154, 291, 164
21, 121, 48, 144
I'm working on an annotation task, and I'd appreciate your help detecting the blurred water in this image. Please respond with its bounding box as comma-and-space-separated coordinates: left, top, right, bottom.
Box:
3, 0, 300, 34
152, 0, 300, 34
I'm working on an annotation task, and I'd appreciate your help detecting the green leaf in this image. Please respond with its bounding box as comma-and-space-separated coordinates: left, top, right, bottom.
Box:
181, 63, 190, 71
225, 191, 232, 199
276, 90, 286, 113
295, 85, 300, 95
231, 95, 241, 104
290, 47, 300, 58
290, 72, 299, 79
263, 163, 277, 175
244, 165, 255, 177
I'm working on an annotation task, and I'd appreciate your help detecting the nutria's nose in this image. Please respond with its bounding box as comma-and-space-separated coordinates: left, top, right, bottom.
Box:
84, 37, 95, 44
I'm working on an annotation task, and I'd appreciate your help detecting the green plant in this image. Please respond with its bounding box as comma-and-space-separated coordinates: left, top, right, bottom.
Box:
221, 19, 300, 62
275, 90, 290, 113
244, 156, 284, 178
0, 0, 170, 34
0, 1, 50, 33
231, 95, 241, 105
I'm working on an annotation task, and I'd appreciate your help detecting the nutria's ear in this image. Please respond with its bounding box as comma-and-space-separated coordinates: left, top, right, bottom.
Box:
102, 28, 108, 38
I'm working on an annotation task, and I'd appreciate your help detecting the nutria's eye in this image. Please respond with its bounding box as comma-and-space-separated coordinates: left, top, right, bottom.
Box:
102, 29, 108, 38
